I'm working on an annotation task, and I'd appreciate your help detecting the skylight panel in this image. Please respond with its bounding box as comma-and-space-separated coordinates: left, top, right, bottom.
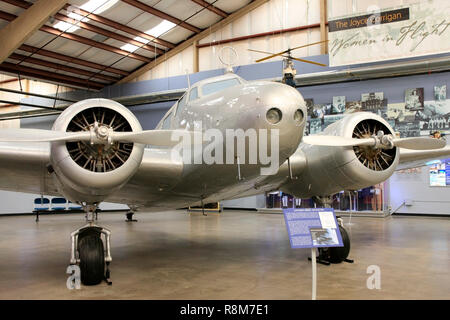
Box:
146, 20, 176, 38
120, 43, 139, 53
53, 0, 119, 33
53, 21, 79, 33
80, 0, 119, 14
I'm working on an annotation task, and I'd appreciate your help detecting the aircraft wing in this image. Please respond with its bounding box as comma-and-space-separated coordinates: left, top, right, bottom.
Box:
397, 143, 450, 170
0, 142, 58, 195
0, 142, 189, 208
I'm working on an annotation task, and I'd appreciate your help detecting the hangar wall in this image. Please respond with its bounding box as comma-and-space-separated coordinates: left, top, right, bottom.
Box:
132, 0, 420, 82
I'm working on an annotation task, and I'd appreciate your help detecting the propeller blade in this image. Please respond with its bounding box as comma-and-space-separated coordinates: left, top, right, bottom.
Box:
289, 40, 329, 52
255, 49, 291, 63
392, 137, 446, 150
303, 135, 446, 150
288, 56, 327, 67
248, 49, 274, 55
0, 128, 195, 147
112, 130, 195, 146
0, 128, 91, 142
302, 135, 374, 147
252, 40, 329, 63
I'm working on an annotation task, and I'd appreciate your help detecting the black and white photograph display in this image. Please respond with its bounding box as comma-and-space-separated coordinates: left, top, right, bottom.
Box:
405, 88, 424, 111
310, 103, 332, 119
332, 96, 346, 113
361, 92, 388, 117
309, 118, 322, 134
434, 85, 447, 101
418, 99, 450, 136
395, 121, 421, 137
386, 103, 415, 122
310, 228, 339, 246
305, 98, 314, 117
323, 114, 344, 128
345, 100, 362, 114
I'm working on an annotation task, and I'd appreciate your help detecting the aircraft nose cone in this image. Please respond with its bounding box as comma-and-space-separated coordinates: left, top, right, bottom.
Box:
258, 82, 306, 159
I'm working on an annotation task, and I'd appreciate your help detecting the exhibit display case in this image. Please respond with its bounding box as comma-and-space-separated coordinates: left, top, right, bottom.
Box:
266, 182, 388, 215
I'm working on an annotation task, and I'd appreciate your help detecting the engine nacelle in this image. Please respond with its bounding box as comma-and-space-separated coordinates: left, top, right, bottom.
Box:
281, 112, 399, 198
50, 99, 145, 204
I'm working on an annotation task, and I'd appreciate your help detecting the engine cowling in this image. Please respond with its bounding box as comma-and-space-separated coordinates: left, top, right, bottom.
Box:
50, 98, 144, 204
281, 112, 399, 198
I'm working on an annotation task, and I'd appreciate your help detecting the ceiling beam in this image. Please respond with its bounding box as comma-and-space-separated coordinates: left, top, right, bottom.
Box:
62, 4, 175, 49
8, 53, 117, 82
38, 25, 152, 63
191, 0, 228, 18
197, 22, 323, 48
53, 12, 165, 55
3, 0, 176, 49
118, 0, 269, 83
0, 62, 105, 90
0, 77, 19, 85
121, 0, 201, 34
0, 0, 29, 9
0, 10, 153, 63
0, 0, 68, 63
19, 44, 129, 76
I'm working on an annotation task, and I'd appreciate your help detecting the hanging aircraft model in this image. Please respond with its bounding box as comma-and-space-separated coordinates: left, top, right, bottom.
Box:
0, 44, 448, 286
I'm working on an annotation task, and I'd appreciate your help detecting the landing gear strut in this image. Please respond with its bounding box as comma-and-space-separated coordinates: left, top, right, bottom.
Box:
70, 204, 112, 285
310, 196, 354, 264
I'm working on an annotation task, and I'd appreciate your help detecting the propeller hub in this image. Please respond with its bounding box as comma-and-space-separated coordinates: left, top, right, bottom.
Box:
97, 125, 109, 139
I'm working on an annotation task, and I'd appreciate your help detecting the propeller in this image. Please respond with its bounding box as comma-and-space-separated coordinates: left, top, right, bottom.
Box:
248, 40, 329, 64
0, 127, 193, 147
248, 48, 327, 67
302, 134, 446, 150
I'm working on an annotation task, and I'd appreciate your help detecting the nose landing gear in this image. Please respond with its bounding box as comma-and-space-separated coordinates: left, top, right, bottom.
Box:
70, 204, 112, 285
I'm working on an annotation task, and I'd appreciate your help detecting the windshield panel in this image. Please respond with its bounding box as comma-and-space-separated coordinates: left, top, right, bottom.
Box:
189, 87, 198, 101
202, 78, 240, 96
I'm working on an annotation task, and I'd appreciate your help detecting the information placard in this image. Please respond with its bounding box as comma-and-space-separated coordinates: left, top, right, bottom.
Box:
283, 208, 343, 249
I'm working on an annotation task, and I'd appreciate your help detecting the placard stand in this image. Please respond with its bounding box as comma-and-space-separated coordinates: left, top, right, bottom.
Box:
283, 208, 344, 301
311, 248, 317, 300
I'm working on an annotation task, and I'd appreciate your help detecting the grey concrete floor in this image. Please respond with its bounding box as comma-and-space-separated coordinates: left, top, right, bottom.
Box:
0, 210, 448, 300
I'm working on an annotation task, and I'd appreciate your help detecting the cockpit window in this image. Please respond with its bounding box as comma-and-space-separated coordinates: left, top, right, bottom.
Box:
189, 87, 198, 101
202, 78, 240, 96
175, 93, 187, 117
162, 113, 171, 129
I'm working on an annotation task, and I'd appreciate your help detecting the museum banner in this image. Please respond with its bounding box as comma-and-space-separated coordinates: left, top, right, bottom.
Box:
328, 0, 450, 66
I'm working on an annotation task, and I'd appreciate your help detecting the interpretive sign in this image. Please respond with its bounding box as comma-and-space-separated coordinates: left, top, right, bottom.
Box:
283, 208, 343, 249
328, 0, 450, 66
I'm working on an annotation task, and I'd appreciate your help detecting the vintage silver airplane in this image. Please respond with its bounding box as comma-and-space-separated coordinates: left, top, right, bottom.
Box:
0, 71, 448, 285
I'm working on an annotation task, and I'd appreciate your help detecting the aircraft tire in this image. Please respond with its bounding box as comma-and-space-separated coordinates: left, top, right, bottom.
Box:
78, 229, 105, 285
329, 225, 350, 263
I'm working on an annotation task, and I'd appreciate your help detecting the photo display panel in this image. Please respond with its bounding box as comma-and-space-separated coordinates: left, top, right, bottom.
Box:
283, 208, 343, 249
